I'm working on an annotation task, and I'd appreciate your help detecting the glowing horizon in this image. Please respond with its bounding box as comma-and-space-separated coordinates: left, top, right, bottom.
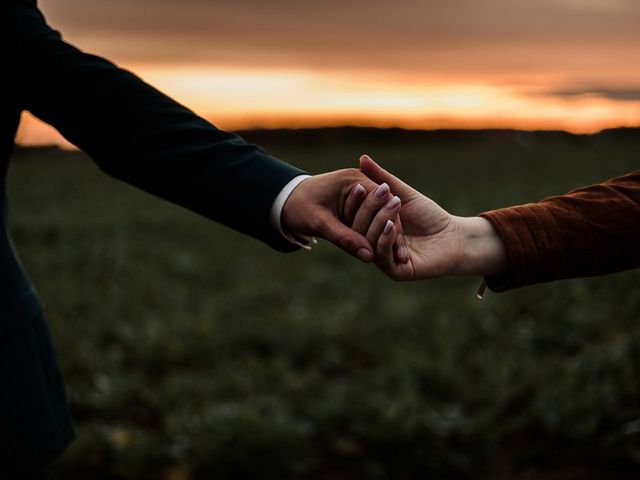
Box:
17, 0, 640, 148
16, 65, 640, 148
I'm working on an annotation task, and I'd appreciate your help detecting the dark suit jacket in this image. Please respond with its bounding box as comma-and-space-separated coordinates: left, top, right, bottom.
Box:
1, 1, 304, 476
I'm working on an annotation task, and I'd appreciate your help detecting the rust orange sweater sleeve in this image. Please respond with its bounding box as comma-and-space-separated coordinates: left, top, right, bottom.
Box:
478, 171, 640, 292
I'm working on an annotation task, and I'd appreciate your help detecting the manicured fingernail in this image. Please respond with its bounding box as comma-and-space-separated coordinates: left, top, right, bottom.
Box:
374, 182, 390, 199
361, 154, 372, 161
400, 246, 409, 263
386, 196, 400, 210
383, 220, 394, 234
357, 248, 373, 262
351, 184, 366, 199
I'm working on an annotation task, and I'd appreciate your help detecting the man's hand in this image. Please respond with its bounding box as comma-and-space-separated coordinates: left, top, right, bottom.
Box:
281, 168, 390, 262
346, 155, 508, 280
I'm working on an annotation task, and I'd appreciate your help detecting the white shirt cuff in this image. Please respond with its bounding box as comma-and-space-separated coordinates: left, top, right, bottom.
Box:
270, 174, 316, 249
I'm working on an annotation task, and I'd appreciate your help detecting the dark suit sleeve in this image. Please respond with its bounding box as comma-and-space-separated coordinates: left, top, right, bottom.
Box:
7, 2, 305, 252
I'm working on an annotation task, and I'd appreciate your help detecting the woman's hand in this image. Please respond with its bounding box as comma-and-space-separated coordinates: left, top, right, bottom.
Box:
348, 155, 508, 280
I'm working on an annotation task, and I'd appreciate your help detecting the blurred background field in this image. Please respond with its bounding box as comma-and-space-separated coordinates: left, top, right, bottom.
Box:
8, 128, 640, 479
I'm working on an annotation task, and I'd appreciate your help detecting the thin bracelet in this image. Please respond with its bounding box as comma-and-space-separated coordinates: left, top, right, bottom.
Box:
476, 279, 487, 300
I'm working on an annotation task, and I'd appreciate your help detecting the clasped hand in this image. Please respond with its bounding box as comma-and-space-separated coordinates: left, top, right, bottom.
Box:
282, 155, 507, 281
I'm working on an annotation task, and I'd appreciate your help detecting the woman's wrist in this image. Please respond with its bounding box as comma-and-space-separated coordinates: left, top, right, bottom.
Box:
455, 216, 508, 277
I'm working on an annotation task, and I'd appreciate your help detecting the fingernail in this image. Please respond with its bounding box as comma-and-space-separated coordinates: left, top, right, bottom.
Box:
361, 154, 372, 161
351, 184, 366, 199
383, 220, 394, 234
374, 182, 390, 199
386, 196, 400, 210
357, 248, 373, 262
400, 245, 409, 263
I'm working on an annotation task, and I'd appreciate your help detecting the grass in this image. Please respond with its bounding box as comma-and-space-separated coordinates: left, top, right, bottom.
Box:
7, 128, 640, 479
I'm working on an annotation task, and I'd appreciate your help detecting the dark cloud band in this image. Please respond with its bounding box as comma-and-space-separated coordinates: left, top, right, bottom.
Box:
548, 87, 640, 101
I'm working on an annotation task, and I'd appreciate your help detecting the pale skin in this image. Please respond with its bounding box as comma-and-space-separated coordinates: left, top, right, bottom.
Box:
344, 155, 509, 281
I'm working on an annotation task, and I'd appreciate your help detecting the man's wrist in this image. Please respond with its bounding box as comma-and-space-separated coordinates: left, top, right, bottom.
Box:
270, 174, 314, 248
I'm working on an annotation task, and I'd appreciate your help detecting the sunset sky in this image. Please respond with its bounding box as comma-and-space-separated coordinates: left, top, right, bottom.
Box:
17, 0, 640, 147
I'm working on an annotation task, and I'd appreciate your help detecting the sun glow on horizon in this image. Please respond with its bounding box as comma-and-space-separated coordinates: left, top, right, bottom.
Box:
15, 65, 640, 148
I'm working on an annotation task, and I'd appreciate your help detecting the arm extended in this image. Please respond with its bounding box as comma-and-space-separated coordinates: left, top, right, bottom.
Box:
8, 2, 304, 251
349, 155, 640, 291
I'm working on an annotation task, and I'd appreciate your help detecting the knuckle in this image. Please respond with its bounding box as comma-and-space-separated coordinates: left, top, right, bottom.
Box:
310, 214, 328, 234
342, 167, 361, 178
337, 233, 355, 249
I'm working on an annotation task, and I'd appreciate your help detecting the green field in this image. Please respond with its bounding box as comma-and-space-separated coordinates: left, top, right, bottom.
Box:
8, 128, 640, 479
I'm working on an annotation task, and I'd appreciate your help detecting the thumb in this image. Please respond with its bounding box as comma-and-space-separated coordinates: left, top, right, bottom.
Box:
317, 212, 374, 263
359, 154, 417, 199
